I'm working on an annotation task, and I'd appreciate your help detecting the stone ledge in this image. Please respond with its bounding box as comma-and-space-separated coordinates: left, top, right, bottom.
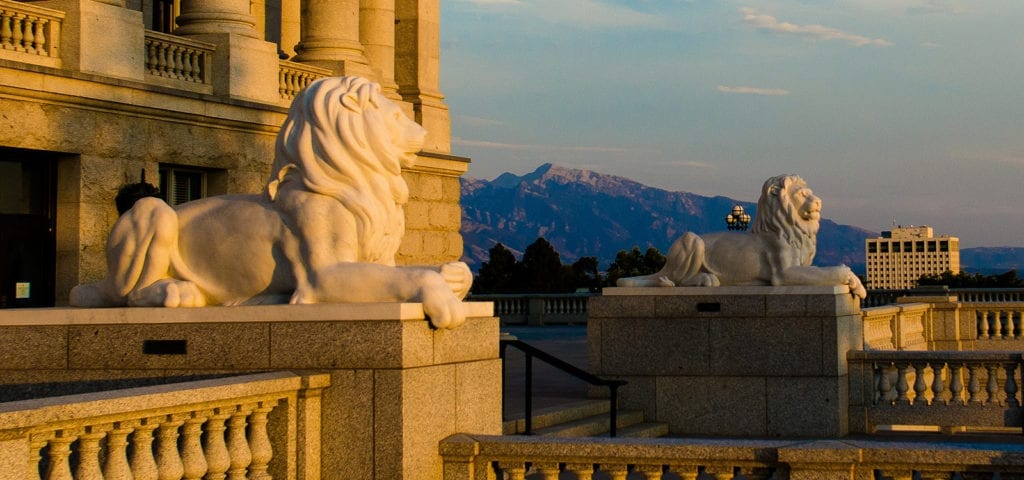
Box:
0, 302, 494, 326
603, 285, 851, 296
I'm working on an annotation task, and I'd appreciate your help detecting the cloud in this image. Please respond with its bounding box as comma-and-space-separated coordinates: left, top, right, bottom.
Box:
666, 160, 716, 169
455, 115, 504, 128
740, 7, 893, 47
920, 42, 942, 48
718, 85, 791, 96
453, 137, 633, 153
451, 0, 670, 29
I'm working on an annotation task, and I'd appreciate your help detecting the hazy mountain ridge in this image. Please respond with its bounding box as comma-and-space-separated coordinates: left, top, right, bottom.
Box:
461, 164, 877, 272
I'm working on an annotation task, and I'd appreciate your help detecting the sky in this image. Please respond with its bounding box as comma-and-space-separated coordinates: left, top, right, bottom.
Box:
438, 0, 1024, 248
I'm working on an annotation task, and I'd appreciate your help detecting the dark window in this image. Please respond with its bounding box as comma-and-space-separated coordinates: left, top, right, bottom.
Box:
940, 241, 949, 252
881, 243, 889, 253
928, 241, 937, 252
868, 242, 877, 253
159, 166, 206, 206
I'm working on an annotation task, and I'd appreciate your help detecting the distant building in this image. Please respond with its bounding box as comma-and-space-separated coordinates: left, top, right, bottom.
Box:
865, 225, 960, 289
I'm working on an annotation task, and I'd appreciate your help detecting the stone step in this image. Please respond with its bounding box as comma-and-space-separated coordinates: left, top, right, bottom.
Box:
609, 421, 671, 438
532, 409, 646, 438
503, 399, 610, 435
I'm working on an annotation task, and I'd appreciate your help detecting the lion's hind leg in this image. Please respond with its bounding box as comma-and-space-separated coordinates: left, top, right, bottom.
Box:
616, 232, 707, 287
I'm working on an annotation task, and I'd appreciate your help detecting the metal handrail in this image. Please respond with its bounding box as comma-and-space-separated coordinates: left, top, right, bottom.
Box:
500, 338, 627, 437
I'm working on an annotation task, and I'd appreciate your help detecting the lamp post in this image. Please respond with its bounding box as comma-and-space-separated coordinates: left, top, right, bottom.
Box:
725, 205, 751, 231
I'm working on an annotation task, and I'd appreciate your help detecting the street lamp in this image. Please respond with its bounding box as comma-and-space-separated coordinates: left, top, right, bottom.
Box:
725, 205, 751, 231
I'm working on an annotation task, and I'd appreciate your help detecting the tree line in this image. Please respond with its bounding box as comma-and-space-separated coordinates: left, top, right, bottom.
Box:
472, 238, 666, 294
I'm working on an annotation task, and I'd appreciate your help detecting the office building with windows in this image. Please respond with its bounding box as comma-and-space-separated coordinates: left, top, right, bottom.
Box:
864, 225, 960, 290
0, 0, 467, 307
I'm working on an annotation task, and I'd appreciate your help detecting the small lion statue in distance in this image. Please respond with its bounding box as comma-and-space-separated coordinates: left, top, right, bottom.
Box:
617, 174, 867, 299
70, 76, 473, 328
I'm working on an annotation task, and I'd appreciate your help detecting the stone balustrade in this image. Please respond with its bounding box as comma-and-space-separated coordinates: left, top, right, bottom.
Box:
468, 293, 591, 325
848, 350, 1022, 433
144, 30, 214, 87
963, 303, 1024, 340
0, 0, 62, 67
441, 434, 1024, 480
0, 371, 329, 480
862, 303, 929, 350
278, 60, 331, 100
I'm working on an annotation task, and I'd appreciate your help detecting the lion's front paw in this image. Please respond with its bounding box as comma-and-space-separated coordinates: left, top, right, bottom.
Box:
656, 276, 676, 287
422, 288, 466, 329
128, 279, 207, 307
846, 272, 867, 300
440, 261, 473, 300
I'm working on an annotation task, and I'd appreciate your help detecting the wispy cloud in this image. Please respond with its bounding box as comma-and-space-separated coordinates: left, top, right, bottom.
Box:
666, 160, 716, 169
740, 7, 894, 47
453, 137, 633, 153
455, 115, 504, 128
451, 0, 670, 29
718, 85, 791, 96
920, 41, 942, 48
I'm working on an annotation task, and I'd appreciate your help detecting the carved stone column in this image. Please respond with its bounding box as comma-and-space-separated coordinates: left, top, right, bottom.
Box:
395, 0, 450, 153
175, 0, 259, 37
361, 0, 400, 99
292, 0, 373, 77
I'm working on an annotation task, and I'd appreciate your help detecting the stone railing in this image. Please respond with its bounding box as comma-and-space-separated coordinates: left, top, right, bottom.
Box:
0, 0, 63, 67
144, 30, 214, 88
467, 293, 591, 325
441, 434, 1024, 480
278, 60, 331, 100
848, 350, 1022, 434
962, 302, 1024, 341
862, 303, 930, 350
0, 371, 329, 480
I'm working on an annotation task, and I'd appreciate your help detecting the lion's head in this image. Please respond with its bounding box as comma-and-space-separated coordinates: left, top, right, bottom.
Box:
267, 76, 427, 263
751, 174, 821, 266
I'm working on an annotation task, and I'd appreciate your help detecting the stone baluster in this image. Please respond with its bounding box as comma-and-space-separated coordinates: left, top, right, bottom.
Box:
705, 466, 735, 480
32, 17, 45, 53
181, 412, 209, 480
602, 464, 630, 480
21, 14, 34, 53
1, 12, 13, 47
949, 363, 965, 405
11, 13, 23, 51
875, 363, 891, 404
44, 431, 76, 480
248, 401, 276, 480
497, 462, 527, 480
931, 362, 949, 405
28, 434, 47, 480
155, 417, 186, 480
979, 311, 990, 339
670, 464, 700, 480
986, 364, 1001, 405
130, 420, 160, 480
532, 462, 561, 480
104, 423, 134, 479
76, 427, 107, 480
967, 364, 983, 404
1007, 362, 1021, 407
565, 463, 595, 479
912, 362, 929, 405
635, 464, 665, 479
203, 409, 233, 480
226, 406, 253, 480
895, 362, 911, 404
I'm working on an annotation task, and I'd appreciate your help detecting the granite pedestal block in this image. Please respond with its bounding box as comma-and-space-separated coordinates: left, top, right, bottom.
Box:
589, 286, 861, 437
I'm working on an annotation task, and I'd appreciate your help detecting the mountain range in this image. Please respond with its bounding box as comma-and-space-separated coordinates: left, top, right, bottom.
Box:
460, 163, 1024, 276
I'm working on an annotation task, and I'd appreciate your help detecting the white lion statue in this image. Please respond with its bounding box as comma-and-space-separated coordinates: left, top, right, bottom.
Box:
617, 174, 866, 299
70, 76, 473, 328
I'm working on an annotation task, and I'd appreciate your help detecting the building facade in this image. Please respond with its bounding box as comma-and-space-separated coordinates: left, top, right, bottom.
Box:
0, 0, 468, 308
864, 225, 960, 289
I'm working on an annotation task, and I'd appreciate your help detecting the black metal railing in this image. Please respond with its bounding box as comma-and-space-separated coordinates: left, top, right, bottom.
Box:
500, 338, 627, 437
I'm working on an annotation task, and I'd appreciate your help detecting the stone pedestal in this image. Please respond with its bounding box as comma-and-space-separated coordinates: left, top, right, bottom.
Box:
39, 0, 145, 80
589, 286, 862, 437
0, 302, 501, 480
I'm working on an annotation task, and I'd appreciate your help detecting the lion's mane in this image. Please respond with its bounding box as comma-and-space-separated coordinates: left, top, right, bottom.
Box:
750, 174, 818, 267
266, 76, 411, 263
